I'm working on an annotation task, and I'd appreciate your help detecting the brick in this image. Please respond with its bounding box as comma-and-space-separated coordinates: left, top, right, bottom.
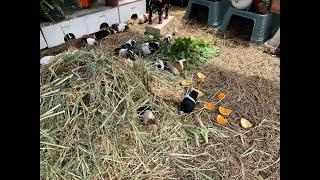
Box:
145, 16, 175, 35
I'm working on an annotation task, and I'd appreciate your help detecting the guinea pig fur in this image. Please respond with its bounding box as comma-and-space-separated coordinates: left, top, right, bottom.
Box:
138, 14, 149, 24
115, 47, 135, 59
180, 90, 199, 113
170, 59, 187, 75
154, 60, 168, 70
111, 23, 129, 33
93, 30, 110, 40
64, 33, 76, 42
163, 34, 173, 43
137, 106, 156, 125
120, 39, 136, 49
141, 42, 160, 56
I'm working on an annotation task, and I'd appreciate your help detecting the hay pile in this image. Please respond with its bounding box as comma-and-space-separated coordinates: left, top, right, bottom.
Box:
40, 49, 189, 179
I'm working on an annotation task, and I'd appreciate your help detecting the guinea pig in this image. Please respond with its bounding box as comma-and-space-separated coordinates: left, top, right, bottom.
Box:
141, 42, 160, 56
163, 34, 173, 43
120, 39, 136, 49
131, 14, 138, 19
64, 33, 76, 42
137, 106, 156, 125
93, 29, 110, 40
40, 55, 55, 65
114, 47, 135, 59
100, 23, 110, 30
169, 59, 187, 75
153, 60, 167, 70
111, 23, 129, 33
81, 37, 97, 47
138, 14, 149, 24
180, 90, 199, 113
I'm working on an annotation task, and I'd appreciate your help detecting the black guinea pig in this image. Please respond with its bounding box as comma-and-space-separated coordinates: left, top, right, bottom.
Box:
180, 90, 199, 113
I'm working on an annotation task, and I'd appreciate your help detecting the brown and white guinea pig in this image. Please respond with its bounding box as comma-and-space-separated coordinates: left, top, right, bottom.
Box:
93, 29, 110, 40
140, 42, 160, 56
111, 23, 129, 33
163, 34, 173, 43
153, 60, 168, 70
169, 59, 187, 75
138, 14, 149, 24
137, 106, 156, 125
180, 90, 199, 113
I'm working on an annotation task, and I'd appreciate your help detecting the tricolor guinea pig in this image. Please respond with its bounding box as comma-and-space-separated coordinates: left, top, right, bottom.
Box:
169, 59, 187, 75
138, 14, 149, 24
111, 23, 129, 33
40, 55, 55, 65
64, 33, 76, 42
93, 29, 110, 40
140, 42, 160, 56
137, 106, 156, 125
153, 60, 168, 70
180, 90, 199, 113
163, 34, 173, 43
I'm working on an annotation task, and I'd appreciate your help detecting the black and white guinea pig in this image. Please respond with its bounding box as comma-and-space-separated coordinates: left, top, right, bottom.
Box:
137, 106, 156, 125
154, 60, 168, 70
64, 33, 76, 42
180, 90, 199, 113
114, 47, 135, 59
93, 29, 110, 40
120, 39, 136, 49
163, 34, 173, 43
169, 59, 187, 75
111, 23, 129, 33
140, 42, 160, 56
100, 23, 110, 30
81, 37, 97, 47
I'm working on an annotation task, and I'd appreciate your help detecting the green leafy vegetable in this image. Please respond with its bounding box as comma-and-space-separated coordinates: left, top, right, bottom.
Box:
168, 36, 220, 64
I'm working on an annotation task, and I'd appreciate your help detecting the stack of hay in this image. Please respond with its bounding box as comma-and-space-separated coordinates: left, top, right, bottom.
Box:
40, 48, 185, 178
